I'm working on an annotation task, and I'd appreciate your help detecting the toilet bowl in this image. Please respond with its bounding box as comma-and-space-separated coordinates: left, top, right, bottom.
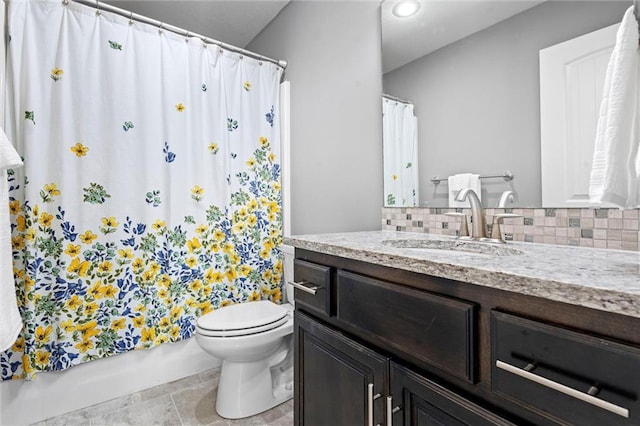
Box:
195, 299, 294, 419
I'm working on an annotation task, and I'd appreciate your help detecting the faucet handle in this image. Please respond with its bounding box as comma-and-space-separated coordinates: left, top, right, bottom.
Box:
445, 212, 469, 237
497, 191, 518, 208
494, 213, 523, 220
490, 213, 522, 242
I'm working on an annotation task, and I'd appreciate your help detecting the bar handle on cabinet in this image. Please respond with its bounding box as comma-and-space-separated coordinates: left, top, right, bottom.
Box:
496, 360, 629, 418
386, 396, 402, 426
367, 383, 381, 426
368, 384, 374, 426
288, 280, 319, 295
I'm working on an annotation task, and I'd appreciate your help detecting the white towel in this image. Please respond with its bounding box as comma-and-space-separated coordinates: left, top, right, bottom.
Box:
589, 6, 640, 208
448, 173, 481, 208
0, 128, 23, 352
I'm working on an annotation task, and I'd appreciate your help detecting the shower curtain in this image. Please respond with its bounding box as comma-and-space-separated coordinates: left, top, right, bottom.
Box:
1, 0, 283, 380
382, 97, 418, 207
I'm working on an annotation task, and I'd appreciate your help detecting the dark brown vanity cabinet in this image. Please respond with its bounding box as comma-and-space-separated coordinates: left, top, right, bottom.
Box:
291, 249, 640, 425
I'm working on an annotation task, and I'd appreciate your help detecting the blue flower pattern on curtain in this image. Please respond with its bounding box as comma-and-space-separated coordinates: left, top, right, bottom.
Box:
1, 0, 283, 380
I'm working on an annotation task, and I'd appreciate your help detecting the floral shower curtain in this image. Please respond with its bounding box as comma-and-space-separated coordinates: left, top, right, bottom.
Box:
382, 97, 418, 207
1, 0, 283, 380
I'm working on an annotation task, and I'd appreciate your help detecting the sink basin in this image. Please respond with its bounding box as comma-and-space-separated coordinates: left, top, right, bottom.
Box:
381, 239, 524, 256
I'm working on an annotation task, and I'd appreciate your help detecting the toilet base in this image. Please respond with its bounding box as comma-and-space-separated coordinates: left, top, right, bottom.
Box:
215, 358, 293, 419
215, 337, 293, 419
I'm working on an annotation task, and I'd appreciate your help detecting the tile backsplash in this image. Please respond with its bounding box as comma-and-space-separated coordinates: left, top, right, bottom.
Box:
381, 207, 640, 251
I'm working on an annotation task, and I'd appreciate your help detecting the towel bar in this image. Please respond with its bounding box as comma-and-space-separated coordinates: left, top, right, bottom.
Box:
431, 171, 514, 184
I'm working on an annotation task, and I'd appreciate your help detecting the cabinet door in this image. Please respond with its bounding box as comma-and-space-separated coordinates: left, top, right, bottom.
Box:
390, 363, 515, 426
295, 311, 389, 426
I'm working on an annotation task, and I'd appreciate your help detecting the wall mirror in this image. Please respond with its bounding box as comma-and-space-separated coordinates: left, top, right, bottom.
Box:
381, 0, 628, 208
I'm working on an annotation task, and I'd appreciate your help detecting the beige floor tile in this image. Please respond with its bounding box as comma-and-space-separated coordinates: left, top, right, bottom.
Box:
90, 394, 181, 426
35, 368, 292, 426
137, 374, 205, 403
170, 381, 226, 426
197, 369, 221, 385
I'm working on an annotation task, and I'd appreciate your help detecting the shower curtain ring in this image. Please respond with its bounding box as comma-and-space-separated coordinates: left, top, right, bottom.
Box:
95, 0, 101, 16
185, 31, 190, 42
159, 22, 164, 34
62, 0, 69, 5
129, 11, 134, 25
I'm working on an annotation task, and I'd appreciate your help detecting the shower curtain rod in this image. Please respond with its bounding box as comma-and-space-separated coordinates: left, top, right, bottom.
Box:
383, 93, 413, 104
71, 0, 288, 70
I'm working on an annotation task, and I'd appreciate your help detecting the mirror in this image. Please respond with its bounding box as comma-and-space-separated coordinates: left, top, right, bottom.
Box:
381, 0, 629, 208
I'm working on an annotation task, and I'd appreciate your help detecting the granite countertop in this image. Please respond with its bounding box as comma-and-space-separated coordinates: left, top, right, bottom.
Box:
284, 231, 640, 318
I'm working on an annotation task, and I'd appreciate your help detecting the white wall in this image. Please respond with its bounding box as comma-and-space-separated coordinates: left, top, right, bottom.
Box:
248, 1, 383, 235
383, 1, 628, 208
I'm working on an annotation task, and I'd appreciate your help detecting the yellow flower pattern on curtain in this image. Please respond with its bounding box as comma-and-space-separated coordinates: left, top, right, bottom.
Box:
1, 0, 283, 380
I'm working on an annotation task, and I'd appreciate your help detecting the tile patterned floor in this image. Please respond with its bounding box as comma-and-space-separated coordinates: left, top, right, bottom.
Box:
31, 368, 293, 426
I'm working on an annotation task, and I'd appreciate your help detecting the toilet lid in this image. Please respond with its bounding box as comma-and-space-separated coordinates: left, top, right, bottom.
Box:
196, 315, 289, 337
197, 300, 288, 335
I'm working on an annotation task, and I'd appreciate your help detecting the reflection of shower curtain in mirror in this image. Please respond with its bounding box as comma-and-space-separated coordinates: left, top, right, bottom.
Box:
382, 98, 418, 207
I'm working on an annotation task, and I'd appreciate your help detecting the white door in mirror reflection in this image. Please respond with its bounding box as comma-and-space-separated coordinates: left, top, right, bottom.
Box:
382, 97, 419, 207
540, 23, 619, 207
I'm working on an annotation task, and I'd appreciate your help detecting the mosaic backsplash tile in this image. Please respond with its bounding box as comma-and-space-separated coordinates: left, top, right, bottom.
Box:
382, 207, 640, 251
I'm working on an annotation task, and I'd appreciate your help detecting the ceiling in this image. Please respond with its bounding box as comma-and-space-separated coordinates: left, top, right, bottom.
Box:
103, 0, 290, 48
100, 1, 547, 73
381, 0, 546, 73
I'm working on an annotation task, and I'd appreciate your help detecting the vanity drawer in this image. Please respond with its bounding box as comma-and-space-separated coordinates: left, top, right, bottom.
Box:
491, 311, 640, 425
336, 270, 477, 383
292, 259, 332, 318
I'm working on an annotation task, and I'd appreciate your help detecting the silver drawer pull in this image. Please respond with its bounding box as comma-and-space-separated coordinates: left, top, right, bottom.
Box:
367, 383, 374, 426
288, 280, 319, 295
496, 360, 629, 418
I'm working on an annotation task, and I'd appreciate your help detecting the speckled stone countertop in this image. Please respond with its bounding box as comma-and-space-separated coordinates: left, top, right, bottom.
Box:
284, 231, 640, 318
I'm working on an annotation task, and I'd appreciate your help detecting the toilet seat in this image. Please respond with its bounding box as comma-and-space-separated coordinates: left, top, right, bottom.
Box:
196, 300, 290, 338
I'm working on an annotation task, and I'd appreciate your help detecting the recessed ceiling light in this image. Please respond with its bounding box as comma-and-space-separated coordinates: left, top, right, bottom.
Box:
392, 1, 420, 18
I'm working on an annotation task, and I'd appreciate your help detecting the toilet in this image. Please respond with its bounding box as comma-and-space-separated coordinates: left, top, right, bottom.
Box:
195, 249, 296, 419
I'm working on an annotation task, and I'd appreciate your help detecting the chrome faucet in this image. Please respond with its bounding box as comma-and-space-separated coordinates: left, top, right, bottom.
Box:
454, 188, 488, 239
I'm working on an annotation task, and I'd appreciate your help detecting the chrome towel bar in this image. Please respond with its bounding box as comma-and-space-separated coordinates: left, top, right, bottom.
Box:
431, 171, 514, 184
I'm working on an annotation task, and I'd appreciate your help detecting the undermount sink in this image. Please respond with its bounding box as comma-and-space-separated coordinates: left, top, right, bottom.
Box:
381, 239, 524, 256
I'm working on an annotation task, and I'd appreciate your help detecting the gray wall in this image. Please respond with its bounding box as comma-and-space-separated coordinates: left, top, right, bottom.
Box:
248, 1, 383, 235
384, 1, 628, 208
